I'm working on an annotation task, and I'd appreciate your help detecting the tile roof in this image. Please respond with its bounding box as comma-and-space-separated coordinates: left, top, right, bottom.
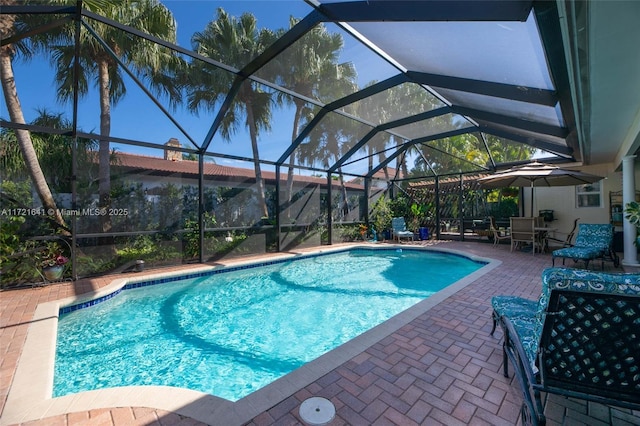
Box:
114, 153, 364, 189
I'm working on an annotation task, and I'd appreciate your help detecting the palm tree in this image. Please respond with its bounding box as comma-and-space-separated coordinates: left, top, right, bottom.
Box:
413, 133, 485, 174
388, 83, 444, 182
187, 8, 277, 218
1, 109, 98, 194
485, 134, 536, 163
275, 17, 357, 206
44, 0, 181, 237
0, 0, 68, 231
354, 81, 395, 194
299, 112, 357, 219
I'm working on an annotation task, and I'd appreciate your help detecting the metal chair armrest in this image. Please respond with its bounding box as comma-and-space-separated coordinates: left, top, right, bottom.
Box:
501, 316, 546, 425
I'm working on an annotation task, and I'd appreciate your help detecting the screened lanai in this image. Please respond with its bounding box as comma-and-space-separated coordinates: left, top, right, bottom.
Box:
1, 0, 583, 285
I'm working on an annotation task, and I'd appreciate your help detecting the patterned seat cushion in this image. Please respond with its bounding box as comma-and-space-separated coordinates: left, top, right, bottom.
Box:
551, 223, 613, 262
551, 246, 603, 260
494, 267, 640, 367
507, 316, 538, 365
491, 296, 538, 319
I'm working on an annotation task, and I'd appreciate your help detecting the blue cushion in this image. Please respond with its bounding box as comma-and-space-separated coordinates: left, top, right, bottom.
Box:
573, 223, 613, 249
491, 296, 538, 319
494, 267, 640, 367
552, 246, 603, 260
552, 223, 613, 262
507, 316, 538, 365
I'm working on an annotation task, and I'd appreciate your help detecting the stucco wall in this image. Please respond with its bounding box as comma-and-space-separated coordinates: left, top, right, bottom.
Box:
523, 160, 640, 246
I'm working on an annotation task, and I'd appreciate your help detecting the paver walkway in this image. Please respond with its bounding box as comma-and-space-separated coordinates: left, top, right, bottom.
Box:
2, 240, 638, 426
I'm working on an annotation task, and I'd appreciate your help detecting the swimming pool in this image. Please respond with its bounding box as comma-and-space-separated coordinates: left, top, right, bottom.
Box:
54, 247, 486, 401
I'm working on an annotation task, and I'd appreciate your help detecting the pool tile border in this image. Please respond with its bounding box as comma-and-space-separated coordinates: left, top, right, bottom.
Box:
58, 246, 488, 315
1, 244, 500, 426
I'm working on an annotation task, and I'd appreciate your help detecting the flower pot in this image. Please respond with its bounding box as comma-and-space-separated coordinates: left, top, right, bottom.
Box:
42, 265, 64, 281
419, 227, 429, 240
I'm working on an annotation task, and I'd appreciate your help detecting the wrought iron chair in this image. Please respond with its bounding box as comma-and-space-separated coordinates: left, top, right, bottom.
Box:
545, 217, 579, 248
502, 289, 640, 425
491, 267, 640, 425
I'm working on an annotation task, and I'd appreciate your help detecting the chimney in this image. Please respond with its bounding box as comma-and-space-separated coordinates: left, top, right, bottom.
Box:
164, 138, 182, 161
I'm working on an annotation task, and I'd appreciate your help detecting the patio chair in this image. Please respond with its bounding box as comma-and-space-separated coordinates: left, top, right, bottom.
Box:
391, 217, 414, 242
551, 223, 617, 269
510, 217, 539, 254
492, 267, 640, 425
488, 216, 510, 246
545, 217, 579, 248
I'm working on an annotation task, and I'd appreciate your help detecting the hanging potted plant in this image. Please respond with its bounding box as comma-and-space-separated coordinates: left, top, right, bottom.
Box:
501, 187, 519, 198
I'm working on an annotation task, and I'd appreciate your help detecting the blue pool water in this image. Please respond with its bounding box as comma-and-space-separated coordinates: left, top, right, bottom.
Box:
54, 248, 484, 401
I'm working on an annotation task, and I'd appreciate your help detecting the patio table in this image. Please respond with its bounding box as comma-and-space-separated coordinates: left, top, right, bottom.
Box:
535, 227, 557, 253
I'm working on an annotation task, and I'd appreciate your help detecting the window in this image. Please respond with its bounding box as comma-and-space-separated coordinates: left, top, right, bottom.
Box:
576, 181, 602, 207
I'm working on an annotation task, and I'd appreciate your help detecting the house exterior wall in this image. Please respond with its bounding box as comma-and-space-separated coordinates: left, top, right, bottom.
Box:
525, 161, 640, 245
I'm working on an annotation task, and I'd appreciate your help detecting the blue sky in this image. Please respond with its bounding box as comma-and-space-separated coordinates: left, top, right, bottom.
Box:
5, 0, 398, 172
4, 1, 556, 174
7, 1, 306, 165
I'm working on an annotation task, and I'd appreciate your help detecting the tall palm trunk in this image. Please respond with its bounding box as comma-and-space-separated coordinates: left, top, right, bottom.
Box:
397, 137, 409, 197
0, 34, 68, 232
367, 146, 374, 199
338, 168, 349, 219
285, 102, 304, 210
97, 58, 113, 240
244, 92, 269, 218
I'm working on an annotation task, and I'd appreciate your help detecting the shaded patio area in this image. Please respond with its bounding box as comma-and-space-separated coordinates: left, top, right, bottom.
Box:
1, 240, 637, 426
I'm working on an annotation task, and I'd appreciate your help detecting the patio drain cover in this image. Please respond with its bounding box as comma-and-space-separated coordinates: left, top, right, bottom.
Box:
299, 397, 335, 425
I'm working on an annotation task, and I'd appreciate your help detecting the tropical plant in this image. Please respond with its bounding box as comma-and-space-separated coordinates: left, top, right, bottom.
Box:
187, 8, 278, 218
273, 17, 356, 205
624, 201, 640, 236
409, 202, 430, 231
38, 242, 69, 268
354, 81, 395, 193
1, 109, 98, 194
0, 0, 68, 231
42, 0, 182, 238
298, 113, 357, 219
336, 223, 363, 242
369, 195, 393, 237
624, 201, 640, 224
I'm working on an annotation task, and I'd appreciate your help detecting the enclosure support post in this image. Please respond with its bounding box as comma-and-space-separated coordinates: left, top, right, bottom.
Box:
70, 136, 78, 281
70, 4, 81, 280
364, 178, 370, 230
435, 176, 440, 240
459, 173, 464, 241
326, 172, 332, 245
275, 165, 281, 252
198, 154, 204, 263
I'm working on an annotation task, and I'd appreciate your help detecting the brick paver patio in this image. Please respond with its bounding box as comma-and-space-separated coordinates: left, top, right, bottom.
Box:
1, 240, 638, 425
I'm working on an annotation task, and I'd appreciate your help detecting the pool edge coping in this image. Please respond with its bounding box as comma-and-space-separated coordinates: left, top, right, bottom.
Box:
1, 244, 500, 426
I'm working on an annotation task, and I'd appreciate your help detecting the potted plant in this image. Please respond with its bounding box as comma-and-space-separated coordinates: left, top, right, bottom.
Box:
358, 223, 368, 241
410, 203, 431, 240
370, 196, 393, 241
38, 242, 69, 281
624, 201, 640, 246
